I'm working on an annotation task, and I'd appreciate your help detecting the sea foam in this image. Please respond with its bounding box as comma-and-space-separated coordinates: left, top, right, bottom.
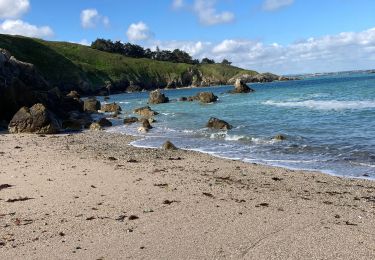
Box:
263, 100, 375, 110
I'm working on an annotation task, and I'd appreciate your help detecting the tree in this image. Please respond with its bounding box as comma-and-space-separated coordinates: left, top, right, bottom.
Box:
221, 59, 232, 66
201, 58, 215, 64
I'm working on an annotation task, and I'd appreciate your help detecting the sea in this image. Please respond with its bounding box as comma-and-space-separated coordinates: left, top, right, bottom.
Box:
101, 72, 375, 179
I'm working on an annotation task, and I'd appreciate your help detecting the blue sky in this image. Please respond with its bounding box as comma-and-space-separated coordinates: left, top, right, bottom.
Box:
1, 0, 375, 74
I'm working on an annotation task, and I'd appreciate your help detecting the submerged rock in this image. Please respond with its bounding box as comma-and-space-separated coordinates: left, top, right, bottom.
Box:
123, 117, 139, 125
274, 134, 286, 141
101, 102, 121, 113
162, 141, 178, 150
197, 92, 218, 103
134, 106, 159, 118
84, 97, 101, 112
8, 103, 61, 134
206, 117, 232, 130
149, 90, 169, 104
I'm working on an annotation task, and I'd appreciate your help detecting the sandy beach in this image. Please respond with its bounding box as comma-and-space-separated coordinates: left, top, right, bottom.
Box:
1, 131, 375, 259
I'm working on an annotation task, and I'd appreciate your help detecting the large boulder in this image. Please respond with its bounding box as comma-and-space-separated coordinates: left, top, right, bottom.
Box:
8, 103, 61, 134
206, 117, 232, 130
66, 90, 80, 100
62, 112, 92, 130
197, 92, 218, 103
230, 79, 255, 94
0, 49, 52, 122
84, 97, 100, 112
134, 106, 159, 118
101, 102, 122, 113
149, 90, 169, 104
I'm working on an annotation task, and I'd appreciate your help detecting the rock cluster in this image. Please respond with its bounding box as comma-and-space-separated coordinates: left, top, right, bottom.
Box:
8, 103, 61, 134
229, 79, 255, 94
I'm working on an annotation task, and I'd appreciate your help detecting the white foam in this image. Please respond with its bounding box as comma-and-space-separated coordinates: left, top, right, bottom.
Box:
263, 100, 375, 110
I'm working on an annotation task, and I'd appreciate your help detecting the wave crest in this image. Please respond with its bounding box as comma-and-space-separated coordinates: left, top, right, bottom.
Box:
263, 100, 375, 110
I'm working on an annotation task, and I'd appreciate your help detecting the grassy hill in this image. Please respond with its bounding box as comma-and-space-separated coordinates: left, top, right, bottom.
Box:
0, 34, 258, 94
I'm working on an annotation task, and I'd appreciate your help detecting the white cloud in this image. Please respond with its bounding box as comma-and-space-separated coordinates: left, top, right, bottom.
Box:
172, 0, 234, 26
150, 27, 375, 74
0, 0, 30, 19
172, 0, 184, 9
81, 9, 109, 29
126, 22, 153, 42
263, 0, 294, 11
0, 19, 53, 38
79, 39, 90, 46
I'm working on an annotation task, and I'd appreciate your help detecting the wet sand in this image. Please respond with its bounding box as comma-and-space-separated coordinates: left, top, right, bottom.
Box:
1, 131, 375, 259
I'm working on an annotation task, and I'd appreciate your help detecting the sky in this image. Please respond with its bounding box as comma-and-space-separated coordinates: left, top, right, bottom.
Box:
0, 0, 375, 74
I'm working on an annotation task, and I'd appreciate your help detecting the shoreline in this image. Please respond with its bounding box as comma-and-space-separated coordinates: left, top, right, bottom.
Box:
1, 130, 375, 259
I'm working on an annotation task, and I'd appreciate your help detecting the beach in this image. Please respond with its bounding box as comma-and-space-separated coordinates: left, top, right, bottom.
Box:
1, 130, 375, 259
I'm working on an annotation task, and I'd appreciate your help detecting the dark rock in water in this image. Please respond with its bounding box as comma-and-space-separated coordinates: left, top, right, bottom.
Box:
274, 134, 286, 141
101, 102, 121, 113
84, 97, 100, 112
66, 90, 80, 99
149, 89, 169, 104
229, 79, 255, 94
134, 106, 159, 118
197, 92, 218, 103
124, 117, 139, 125
162, 141, 178, 150
179, 97, 188, 102
89, 122, 102, 131
8, 103, 61, 134
97, 118, 112, 127
140, 118, 152, 130
206, 117, 232, 130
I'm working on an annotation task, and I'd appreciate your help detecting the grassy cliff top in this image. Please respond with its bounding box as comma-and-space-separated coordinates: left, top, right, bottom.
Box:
0, 34, 258, 92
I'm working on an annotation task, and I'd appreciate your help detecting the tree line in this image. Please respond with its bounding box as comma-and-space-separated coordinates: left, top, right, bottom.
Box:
91, 39, 232, 65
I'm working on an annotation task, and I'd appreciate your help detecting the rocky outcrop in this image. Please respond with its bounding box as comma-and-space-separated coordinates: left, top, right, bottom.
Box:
84, 97, 101, 112
134, 106, 159, 118
162, 141, 178, 150
62, 112, 92, 130
149, 90, 169, 104
228, 73, 294, 85
229, 79, 255, 94
197, 92, 218, 103
8, 103, 61, 134
124, 117, 139, 125
206, 117, 232, 130
67, 90, 80, 99
101, 103, 121, 113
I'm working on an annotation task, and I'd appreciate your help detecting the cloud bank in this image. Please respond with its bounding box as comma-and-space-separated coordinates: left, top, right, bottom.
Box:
151, 27, 375, 74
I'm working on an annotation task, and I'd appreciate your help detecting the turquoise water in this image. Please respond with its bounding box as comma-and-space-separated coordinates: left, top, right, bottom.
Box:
103, 72, 375, 179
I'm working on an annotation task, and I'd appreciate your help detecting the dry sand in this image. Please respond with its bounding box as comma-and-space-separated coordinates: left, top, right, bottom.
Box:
0, 131, 375, 259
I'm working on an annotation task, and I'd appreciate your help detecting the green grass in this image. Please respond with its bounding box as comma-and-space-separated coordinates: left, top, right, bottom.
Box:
0, 34, 258, 92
